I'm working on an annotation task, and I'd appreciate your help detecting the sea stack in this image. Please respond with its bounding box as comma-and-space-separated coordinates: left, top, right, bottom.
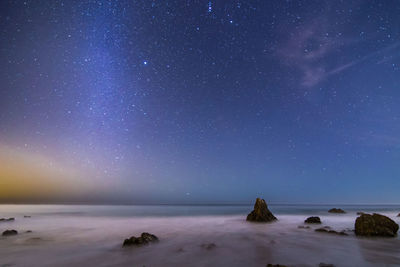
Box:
246, 198, 277, 222
355, 213, 399, 237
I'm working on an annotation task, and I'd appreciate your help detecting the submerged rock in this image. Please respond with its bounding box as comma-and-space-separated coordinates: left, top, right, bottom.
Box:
357, 212, 365, 215
397, 213, 400, 217
266, 264, 287, 267
246, 198, 277, 222
319, 263, 335, 267
328, 208, 346, 214
0, 218, 15, 222
123, 232, 158, 247
2, 230, 18, 236
201, 243, 217, 250
304, 216, 321, 224
298, 225, 310, 229
355, 213, 399, 237
315, 228, 348, 236
24, 215, 31, 218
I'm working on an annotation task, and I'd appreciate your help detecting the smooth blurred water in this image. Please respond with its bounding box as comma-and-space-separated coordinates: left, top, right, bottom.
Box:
0, 204, 399, 217
1, 204, 400, 267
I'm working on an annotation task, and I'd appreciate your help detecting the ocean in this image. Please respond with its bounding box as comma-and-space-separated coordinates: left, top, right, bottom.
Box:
0, 204, 399, 266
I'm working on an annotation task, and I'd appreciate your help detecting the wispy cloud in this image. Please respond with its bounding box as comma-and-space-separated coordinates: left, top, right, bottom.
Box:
357, 133, 400, 148
276, 20, 340, 87
276, 19, 400, 87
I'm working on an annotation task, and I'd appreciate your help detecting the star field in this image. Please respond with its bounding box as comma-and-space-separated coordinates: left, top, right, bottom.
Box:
1, 0, 400, 204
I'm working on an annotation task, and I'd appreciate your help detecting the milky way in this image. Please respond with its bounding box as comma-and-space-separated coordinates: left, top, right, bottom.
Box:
1, 1, 400, 204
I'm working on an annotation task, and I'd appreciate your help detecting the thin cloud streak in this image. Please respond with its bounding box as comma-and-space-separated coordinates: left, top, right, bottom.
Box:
277, 19, 400, 87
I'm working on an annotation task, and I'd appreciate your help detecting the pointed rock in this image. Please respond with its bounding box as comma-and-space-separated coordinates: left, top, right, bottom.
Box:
246, 198, 277, 222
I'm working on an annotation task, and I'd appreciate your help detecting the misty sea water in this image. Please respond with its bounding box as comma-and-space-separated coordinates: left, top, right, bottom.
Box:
1, 204, 255, 217
1, 204, 400, 267
1, 203, 400, 217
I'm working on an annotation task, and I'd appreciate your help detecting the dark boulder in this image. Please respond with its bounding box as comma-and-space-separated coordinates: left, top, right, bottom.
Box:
319, 263, 335, 267
397, 213, 400, 217
266, 264, 287, 267
328, 208, 346, 213
123, 232, 159, 247
355, 213, 399, 237
304, 216, 321, 224
247, 198, 277, 222
2, 230, 18, 236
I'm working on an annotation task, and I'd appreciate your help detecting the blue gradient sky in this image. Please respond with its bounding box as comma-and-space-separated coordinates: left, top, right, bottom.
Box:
1, 0, 400, 204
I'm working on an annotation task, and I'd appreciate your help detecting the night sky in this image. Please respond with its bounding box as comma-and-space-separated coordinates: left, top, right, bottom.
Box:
1, 0, 400, 204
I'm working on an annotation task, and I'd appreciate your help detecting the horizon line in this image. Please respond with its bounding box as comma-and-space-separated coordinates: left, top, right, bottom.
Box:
1, 202, 400, 206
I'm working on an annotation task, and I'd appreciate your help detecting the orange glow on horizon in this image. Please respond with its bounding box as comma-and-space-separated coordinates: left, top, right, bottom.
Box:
0, 145, 96, 202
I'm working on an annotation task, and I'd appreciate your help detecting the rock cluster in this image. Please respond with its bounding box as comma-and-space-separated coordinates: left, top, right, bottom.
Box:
355, 213, 399, 237
2, 230, 18, 236
304, 216, 321, 224
246, 198, 277, 222
328, 208, 346, 213
123, 232, 159, 247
